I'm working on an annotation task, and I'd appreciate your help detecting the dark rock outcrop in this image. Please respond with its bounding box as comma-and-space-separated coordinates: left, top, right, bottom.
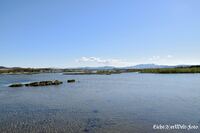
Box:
9, 80, 63, 87
25, 80, 63, 87
52, 80, 63, 85
67, 79, 76, 83
9, 83, 24, 87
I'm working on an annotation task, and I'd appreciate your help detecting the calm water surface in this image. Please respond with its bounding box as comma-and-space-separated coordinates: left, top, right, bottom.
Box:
0, 73, 200, 133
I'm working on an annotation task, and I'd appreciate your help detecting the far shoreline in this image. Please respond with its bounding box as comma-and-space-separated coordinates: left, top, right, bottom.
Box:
1, 65, 200, 75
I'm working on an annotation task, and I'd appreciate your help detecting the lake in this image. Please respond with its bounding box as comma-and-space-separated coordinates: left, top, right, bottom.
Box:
0, 73, 200, 133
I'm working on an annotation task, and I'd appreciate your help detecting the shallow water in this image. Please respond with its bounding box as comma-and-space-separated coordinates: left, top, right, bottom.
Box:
0, 73, 200, 133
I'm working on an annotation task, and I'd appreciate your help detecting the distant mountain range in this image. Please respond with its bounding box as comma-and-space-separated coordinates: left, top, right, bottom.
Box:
125, 64, 175, 69
76, 66, 116, 70
0, 66, 7, 69
81, 64, 193, 69
0, 66, 23, 69
0, 64, 192, 70
76, 64, 191, 70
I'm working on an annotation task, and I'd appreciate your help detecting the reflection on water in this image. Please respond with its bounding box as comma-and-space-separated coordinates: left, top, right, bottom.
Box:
0, 73, 200, 133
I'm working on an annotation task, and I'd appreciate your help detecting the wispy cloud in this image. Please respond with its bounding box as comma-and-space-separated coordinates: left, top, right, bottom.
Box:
167, 55, 173, 58
76, 57, 133, 67
76, 55, 175, 67
149, 56, 160, 61
149, 55, 173, 61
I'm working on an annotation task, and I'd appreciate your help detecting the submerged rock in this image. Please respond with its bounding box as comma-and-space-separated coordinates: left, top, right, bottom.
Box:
52, 80, 63, 85
67, 79, 76, 83
25, 80, 63, 87
9, 83, 24, 87
10, 80, 63, 87
25, 82, 40, 87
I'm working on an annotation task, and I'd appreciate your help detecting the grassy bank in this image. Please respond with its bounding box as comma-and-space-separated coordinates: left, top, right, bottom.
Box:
139, 66, 200, 74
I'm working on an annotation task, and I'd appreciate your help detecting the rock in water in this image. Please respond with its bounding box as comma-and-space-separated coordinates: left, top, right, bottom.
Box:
53, 80, 63, 85
67, 79, 76, 83
25, 81, 63, 87
10, 80, 63, 87
9, 83, 24, 87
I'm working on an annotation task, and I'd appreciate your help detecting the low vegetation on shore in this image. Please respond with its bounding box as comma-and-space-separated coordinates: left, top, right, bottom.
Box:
1, 66, 200, 75
139, 66, 200, 74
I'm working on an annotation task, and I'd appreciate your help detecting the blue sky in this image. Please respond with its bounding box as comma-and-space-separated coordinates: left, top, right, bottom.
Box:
0, 0, 200, 68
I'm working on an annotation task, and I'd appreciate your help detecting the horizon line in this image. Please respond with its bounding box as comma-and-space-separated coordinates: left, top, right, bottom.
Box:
1, 64, 200, 69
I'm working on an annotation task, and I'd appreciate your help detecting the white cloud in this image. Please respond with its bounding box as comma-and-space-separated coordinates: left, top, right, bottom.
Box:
149, 55, 173, 61
167, 55, 173, 58
149, 56, 160, 61
76, 55, 177, 67
76, 57, 133, 67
